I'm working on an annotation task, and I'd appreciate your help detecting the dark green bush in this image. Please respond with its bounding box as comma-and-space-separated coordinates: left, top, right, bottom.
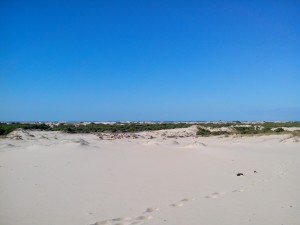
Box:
274, 128, 284, 132
261, 127, 271, 133
196, 127, 230, 136
48, 122, 193, 134
234, 126, 258, 134
196, 128, 211, 136
0, 123, 50, 135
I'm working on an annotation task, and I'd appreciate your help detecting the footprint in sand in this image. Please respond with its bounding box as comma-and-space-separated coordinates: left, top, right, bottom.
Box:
91, 221, 111, 225
144, 207, 159, 213
181, 198, 196, 202
232, 189, 244, 193
91, 208, 155, 225
279, 171, 287, 177
92, 217, 134, 225
112, 217, 132, 222
130, 222, 145, 225
170, 197, 197, 207
205, 192, 226, 199
135, 215, 153, 220
170, 202, 184, 207
131, 215, 153, 225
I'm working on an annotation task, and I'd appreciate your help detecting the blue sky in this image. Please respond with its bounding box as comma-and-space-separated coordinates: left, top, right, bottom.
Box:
1, 0, 299, 121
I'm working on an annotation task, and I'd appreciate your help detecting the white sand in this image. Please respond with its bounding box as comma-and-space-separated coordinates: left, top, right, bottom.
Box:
0, 128, 299, 225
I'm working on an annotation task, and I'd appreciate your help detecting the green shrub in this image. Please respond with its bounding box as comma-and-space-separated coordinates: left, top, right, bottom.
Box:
234, 126, 257, 134
274, 128, 284, 132
261, 127, 271, 133
197, 128, 211, 136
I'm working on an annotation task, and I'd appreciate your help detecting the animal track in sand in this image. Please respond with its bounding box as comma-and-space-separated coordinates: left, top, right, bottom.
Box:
170, 202, 184, 207
135, 215, 153, 220
91, 209, 155, 225
169, 197, 196, 208
181, 197, 196, 202
112, 217, 132, 222
205, 192, 226, 199
91, 221, 111, 225
279, 171, 287, 177
232, 189, 244, 193
144, 207, 159, 213
91, 187, 249, 225
91, 162, 293, 225
129, 222, 145, 225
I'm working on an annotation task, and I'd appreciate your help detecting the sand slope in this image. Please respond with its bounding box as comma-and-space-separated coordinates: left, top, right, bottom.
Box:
0, 130, 299, 225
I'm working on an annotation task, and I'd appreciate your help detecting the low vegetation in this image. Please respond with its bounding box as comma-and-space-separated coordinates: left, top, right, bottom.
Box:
51, 122, 192, 133
1, 121, 299, 137
0, 123, 50, 135
0, 122, 192, 135
196, 122, 300, 136
291, 130, 300, 137
196, 128, 229, 136
199, 121, 300, 128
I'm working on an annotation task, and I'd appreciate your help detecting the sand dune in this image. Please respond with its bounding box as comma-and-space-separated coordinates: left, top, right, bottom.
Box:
0, 129, 299, 225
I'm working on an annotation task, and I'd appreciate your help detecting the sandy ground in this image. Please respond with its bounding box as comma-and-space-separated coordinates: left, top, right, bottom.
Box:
0, 128, 299, 225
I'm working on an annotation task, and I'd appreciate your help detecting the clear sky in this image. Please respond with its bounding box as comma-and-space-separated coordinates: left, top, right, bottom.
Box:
1, 0, 299, 121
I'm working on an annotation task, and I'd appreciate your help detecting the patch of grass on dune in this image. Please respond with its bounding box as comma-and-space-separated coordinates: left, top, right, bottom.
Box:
291, 130, 300, 137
